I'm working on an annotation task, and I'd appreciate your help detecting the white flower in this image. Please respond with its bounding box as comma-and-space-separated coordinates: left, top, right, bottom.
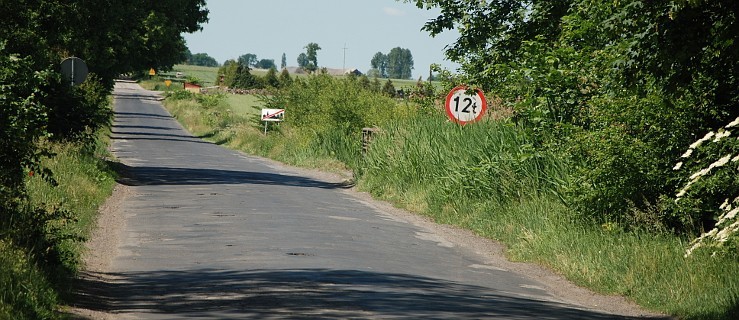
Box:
689, 131, 715, 149
720, 198, 730, 210
712, 154, 732, 168
713, 129, 731, 142
726, 116, 739, 128
718, 207, 739, 226
673, 162, 683, 170
733, 154, 739, 162
681, 149, 693, 158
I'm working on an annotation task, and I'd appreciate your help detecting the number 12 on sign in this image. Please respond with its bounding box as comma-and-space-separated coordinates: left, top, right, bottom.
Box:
445, 86, 487, 125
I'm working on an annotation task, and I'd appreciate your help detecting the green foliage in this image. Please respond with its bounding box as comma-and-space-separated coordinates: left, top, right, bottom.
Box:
411, 0, 739, 235
370, 52, 388, 78
382, 79, 396, 97
0, 240, 58, 320
673, 117, 739, 257
255, 59, 276, 70
386, 47, 414, 79
1, 0, 207, 315
264, 68, 279, 88
238, 53, 258, 68
278, 68, 293, 88
303, 43, 322, 73
259, 74, 400, 166
188, 53, 219, 67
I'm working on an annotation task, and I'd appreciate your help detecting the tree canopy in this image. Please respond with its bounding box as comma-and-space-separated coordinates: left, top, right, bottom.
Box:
189, 53, 219, 67
409, 0, 739, 234
1, 0, 209, 224
304, 43, 322, 73
386, 47, 414, 79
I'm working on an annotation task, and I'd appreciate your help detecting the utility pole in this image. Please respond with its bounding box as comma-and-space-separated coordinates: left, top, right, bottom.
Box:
342, 43, 348, 73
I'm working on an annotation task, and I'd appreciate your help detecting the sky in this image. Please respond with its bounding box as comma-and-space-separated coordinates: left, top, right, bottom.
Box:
183, 0, 461, 79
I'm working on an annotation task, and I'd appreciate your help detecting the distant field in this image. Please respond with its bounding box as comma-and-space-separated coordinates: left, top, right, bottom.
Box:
172, 64, 219, 86
227, 94, 263, 116
170, 64, 437, 89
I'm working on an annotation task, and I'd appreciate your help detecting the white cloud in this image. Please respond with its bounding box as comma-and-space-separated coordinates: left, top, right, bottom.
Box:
383, 7, 405, 16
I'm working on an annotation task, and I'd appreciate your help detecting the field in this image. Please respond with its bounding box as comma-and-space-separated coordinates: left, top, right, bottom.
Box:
227, 94, 263, 116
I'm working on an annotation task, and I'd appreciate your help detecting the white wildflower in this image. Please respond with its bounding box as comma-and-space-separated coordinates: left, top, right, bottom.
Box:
689, 168, 710, 180
712, 154, 732, 168
718, 207, 739, 226
733, 154, 739, 162
673, 162, 683, 170
726, 116, 739, 128
719, 198, 730, 210
681, 149, 693, 158
689, 131, 715, 149
713, 129, 731, 142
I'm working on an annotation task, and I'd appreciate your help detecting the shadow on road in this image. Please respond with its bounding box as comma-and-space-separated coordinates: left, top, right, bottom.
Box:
109, 162, 353, 190
71, 268, 652, 319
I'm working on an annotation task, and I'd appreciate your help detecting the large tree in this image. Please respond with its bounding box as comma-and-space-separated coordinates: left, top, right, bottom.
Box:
190, 53, 219, 67
255, 59, 276, 70
238, 53, 258, 68
1, 0, 209, 216
304, 42, 322, 73
386, 47, 414, 79
370, 52, 388, 78
281, 53, 287, 69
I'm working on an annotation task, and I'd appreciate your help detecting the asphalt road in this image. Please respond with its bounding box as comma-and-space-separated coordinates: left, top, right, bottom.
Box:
81, 82, 647, 319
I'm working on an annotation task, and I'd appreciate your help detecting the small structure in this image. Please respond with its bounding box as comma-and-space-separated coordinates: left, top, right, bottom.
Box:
345, 68, 363, 76
184, 82, 202, 94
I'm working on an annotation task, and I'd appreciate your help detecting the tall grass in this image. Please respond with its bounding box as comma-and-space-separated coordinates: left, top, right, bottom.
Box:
0, 132, 117, 319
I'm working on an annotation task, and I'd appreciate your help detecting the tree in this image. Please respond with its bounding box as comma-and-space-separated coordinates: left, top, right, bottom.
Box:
297, 53, 308, 68
409, 0, 739, 233
264, 67, 279, 88
217, 59, 240, 87
386, 47, 414, 79
278, 68, 292, 87
255, 59, 276, 70
304, 42, 322, 73
370, 52, 388, 78
382, 79, 396, 97
238, 53, 258, 68
281, 53, 287, 69
189, 53, 219, 67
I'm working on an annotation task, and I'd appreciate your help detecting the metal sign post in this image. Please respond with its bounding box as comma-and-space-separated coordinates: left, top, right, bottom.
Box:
60, 57, 89, 86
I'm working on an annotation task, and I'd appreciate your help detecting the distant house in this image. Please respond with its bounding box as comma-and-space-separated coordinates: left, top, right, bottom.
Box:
345, 68, 363, 76
184, 82, 202, 93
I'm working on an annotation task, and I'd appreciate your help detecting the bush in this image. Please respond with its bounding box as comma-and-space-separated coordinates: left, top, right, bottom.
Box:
672, 117, 739, 257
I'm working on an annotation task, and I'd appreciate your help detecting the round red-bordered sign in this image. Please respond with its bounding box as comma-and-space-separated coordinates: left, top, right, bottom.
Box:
444, 86, 487, 125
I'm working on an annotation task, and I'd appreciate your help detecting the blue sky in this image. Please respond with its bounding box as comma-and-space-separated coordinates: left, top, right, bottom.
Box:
183, 0, 460, 78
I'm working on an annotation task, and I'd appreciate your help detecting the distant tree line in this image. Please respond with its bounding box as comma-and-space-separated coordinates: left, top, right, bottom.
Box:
217, 60, 291, 90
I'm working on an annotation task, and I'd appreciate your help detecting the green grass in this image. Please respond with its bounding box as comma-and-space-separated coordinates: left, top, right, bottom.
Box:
227, 94, 263, 116
172, 64, 219, 86
1, 132, 117, 319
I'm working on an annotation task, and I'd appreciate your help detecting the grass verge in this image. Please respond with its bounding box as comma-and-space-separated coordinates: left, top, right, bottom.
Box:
0, 132, 117, 319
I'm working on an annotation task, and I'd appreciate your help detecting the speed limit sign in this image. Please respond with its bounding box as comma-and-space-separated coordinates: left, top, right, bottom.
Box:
444, 86, 487, 125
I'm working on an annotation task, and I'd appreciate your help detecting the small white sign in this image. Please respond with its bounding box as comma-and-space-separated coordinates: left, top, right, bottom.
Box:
261, 109, 285, 122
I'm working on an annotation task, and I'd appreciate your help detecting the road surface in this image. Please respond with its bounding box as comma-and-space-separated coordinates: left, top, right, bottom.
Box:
72, 82, 659, 319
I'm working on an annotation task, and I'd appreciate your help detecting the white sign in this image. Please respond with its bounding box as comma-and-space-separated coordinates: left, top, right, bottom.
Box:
261, 109, 285, 122
444, 86, 487, 125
